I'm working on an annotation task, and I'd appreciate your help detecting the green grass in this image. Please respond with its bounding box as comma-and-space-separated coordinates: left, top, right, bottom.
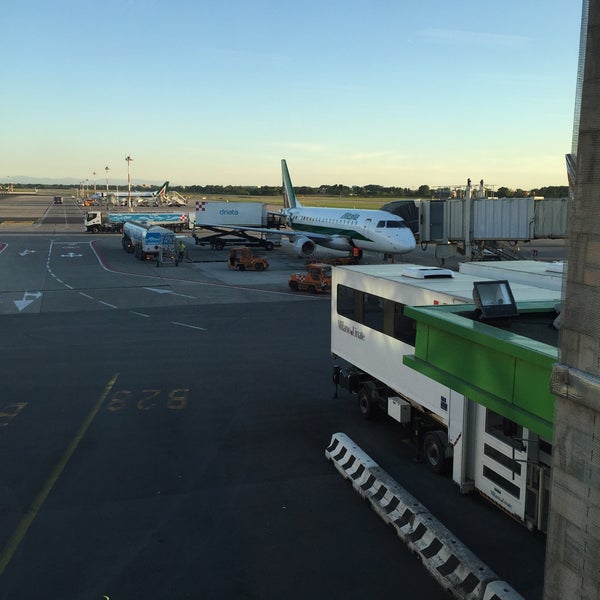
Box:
190, 194, 406, 210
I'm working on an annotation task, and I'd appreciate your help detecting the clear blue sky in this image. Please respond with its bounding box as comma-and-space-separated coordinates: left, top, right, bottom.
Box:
1, 0, 582, 190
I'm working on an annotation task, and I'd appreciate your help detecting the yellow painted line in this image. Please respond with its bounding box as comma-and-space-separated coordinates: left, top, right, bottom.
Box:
0, 373, 119, 576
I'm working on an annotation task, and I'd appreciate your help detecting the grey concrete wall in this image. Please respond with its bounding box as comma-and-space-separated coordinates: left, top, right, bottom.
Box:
545, 0, 600, 598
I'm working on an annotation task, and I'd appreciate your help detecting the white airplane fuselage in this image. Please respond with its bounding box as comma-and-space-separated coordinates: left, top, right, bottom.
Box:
285, 206, 416, 254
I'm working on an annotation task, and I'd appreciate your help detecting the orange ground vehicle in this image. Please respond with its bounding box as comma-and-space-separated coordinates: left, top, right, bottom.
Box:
310, 255, 359, 266
288, 263, 332, 293
227, 247, 269, 271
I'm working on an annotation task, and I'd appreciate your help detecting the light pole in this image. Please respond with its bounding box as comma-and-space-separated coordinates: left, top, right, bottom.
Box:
93, 171, 97, 195
105, 165, 110, 206
125, 155, 133, 209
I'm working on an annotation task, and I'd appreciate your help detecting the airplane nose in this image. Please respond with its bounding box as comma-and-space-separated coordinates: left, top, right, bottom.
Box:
401, 230, 417, 251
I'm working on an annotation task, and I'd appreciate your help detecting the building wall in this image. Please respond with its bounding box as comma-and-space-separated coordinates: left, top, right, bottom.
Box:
545, 0, 600, 597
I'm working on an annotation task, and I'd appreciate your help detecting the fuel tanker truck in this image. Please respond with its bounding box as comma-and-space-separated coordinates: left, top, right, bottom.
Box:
122, 221, 177, 262
85, 210, 190, 233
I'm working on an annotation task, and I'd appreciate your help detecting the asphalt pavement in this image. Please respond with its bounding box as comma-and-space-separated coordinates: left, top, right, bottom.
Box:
0, 194, 560, 599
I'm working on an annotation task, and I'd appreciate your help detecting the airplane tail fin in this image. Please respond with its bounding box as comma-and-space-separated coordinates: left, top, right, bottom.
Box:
156, 181, 169, 196
282, 160, 302, 209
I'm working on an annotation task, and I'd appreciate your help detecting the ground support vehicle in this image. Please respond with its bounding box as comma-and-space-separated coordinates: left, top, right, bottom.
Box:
122, 222, 178, 264
191, 200, 282, 249
85, 211, 190, 233
309, 254, 359, 267
192, 225, 280, 250
193, 200, 269, 226
227, 247, 269, 271
289, 263, 332, 293
331, 263, 561, 530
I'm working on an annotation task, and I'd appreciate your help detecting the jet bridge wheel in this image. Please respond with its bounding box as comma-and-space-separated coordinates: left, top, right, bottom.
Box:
358, 382, 378, 420
423, 431, 450, 474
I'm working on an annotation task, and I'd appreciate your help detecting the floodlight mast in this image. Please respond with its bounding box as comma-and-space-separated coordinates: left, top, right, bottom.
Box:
104, 166, 110, 204
125, 155, 133, 209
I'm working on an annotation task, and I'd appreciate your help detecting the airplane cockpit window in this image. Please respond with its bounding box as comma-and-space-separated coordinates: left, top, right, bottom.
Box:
385, 220, 409, 229
376, 220, 386, 227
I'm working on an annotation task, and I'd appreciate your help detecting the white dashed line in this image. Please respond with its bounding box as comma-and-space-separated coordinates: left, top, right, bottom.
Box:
171, 321, 207, 331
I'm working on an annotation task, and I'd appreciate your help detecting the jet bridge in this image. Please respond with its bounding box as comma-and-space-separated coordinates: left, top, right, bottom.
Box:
420, 196, 568, 240
385, 180, 569, 261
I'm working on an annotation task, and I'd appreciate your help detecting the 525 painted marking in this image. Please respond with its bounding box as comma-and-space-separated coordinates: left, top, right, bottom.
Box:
106, 389, 189, 412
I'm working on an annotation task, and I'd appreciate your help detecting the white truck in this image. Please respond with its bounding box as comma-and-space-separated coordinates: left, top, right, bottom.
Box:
192, 200, 282, 249
331, 263, 561, 530
122, 221, 177, 262
85, 211, 190, 233
193, 200, 268, 226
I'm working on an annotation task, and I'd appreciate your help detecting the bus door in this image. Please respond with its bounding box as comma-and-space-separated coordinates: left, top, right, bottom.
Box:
473, 405, 528, 522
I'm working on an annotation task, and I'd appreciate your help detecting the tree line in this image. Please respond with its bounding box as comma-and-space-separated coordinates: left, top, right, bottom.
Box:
6, 182, 570, 198
162, 183, 571, 198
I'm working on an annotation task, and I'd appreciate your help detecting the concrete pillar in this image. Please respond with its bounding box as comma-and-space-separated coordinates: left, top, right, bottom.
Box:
545, 1, 600, 598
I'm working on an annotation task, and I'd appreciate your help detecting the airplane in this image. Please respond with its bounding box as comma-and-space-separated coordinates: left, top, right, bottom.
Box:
192, 160, 416, 259
278, 158, 416, 257
92, 181, 169, 204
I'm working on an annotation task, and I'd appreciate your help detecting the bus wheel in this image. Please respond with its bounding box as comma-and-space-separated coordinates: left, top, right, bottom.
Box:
358, 383, 377, 420
423, 431, 450, 474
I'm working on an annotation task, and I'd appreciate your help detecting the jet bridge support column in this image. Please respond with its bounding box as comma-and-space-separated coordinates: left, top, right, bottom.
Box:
463, 179, 472, 260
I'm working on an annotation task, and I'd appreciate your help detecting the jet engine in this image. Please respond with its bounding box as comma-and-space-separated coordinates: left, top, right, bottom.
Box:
292, 236, 316, 257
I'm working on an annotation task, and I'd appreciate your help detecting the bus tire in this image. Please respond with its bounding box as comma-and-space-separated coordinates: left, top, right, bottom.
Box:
423, 431, 450, 474
358, 383, 377, 420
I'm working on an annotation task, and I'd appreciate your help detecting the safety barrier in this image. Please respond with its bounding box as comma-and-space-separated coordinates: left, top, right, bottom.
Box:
325, 433, 524, 600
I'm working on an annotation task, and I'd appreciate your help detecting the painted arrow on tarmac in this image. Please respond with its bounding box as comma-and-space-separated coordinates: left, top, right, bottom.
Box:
19, 249, 36, 256
14, 291, 42, 312
144, 287, 174, 294
144, 287, 195, 299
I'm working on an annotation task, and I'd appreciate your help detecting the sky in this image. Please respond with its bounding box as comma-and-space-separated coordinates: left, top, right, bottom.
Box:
1, 0, 583, 190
